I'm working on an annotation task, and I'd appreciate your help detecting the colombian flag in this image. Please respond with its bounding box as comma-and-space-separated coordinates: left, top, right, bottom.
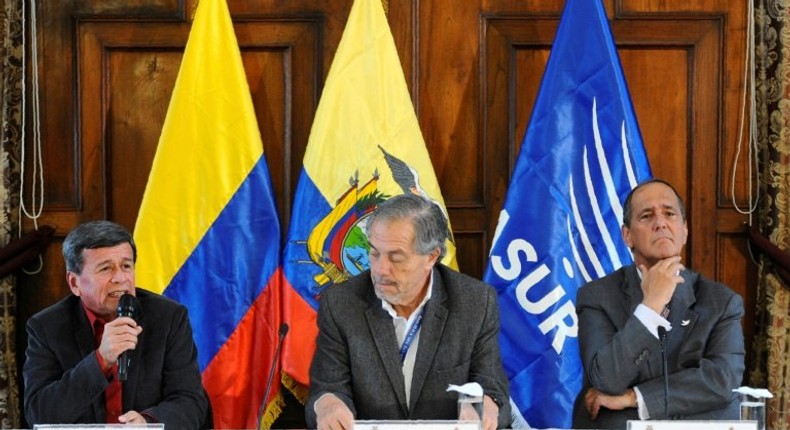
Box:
281, 0, 457, 398
134, 0, 283, 428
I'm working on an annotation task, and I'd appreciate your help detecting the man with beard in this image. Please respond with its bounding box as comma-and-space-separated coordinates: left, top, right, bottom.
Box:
306, 194, 511, 430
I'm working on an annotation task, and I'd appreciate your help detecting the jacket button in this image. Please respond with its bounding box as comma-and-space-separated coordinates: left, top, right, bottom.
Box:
86, 386, 101, 398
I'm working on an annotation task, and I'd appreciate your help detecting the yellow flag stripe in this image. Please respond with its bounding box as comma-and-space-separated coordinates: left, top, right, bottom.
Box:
134, 0, 263, 294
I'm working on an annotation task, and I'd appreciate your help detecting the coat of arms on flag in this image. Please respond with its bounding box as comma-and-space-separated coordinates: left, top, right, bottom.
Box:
280, 0, 456, 397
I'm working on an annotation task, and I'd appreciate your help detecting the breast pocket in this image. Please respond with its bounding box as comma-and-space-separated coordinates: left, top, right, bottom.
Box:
432, 360, 471, 386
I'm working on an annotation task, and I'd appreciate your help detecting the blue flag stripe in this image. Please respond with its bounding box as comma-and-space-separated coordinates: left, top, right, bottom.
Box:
162, 157, 281, 370
282, 170, 333, 311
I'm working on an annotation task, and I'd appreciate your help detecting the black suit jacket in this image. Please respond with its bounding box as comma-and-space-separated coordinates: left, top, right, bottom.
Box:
572, 265, 745, 429
24, 289, 209, 429
306, 264, 511, 428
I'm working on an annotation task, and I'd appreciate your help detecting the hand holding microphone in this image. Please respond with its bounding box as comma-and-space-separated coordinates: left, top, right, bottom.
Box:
97, 293, 141, 381
117, 293, 141, 381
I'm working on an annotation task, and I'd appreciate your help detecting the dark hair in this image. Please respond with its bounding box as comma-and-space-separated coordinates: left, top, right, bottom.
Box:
622, 178, 686, 227
62, 221, 137, 274
365, 194, 448, 259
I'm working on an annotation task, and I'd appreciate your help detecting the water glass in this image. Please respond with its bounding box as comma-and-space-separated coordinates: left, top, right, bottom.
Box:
740, 392, 766, 430
457, 392, 483, 424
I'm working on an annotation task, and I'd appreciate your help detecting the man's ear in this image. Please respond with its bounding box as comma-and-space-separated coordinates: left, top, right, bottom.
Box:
621, 225, 633, 248
67, 272, 81, 296
429, 248, 441, 265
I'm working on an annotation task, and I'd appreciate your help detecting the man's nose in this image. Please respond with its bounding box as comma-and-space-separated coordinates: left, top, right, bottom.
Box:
110, 267, 127, 283
372, 258, 392, 275
653, 214, 669, 229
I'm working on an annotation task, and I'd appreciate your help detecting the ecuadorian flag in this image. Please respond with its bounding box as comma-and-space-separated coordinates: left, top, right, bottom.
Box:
281, 0, 457, 398
134, 0, 283, 428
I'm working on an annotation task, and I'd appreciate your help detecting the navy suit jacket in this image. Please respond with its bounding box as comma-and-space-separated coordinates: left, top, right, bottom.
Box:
306, 264, 511, 429
572, 265, 745, 429
24, 289, 210, 429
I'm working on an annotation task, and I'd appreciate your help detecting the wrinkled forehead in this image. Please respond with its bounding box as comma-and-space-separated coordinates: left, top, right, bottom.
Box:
81, 243, 135, 265
367, 218, 416, 250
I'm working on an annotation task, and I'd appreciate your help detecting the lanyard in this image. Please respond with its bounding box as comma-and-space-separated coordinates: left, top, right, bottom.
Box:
399, 310, 424, 363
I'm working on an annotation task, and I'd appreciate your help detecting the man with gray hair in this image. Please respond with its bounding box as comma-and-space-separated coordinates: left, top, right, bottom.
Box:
23, 220, 210, 428
307, 193, 511, 430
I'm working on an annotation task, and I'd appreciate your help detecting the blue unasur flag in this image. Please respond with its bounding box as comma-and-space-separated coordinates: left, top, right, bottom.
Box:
483, 0, 652, 428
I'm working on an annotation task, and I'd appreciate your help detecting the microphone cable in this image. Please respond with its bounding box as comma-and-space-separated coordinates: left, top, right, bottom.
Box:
257, 323, 289, 429
658, 326, 669, 418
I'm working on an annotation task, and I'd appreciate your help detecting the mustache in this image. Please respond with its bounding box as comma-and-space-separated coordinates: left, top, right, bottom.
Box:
372, 276, 396, 285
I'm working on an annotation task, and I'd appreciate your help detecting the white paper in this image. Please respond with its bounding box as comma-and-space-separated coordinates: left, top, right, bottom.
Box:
446, 382, 483, 397
733, 386, 773, 399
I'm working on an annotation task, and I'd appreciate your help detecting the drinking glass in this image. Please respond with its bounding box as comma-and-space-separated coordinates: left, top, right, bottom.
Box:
457, 391, 483, 424
740, 392, 766, 430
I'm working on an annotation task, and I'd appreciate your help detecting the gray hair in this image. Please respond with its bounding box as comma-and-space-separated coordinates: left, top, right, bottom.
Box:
622, 178, 686, 227
365, 194, 447, 259
62, 220, 137, 274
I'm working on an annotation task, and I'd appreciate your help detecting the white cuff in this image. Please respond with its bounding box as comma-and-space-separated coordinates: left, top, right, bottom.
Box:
634, 304, 672, 338
633, 386, 650, 419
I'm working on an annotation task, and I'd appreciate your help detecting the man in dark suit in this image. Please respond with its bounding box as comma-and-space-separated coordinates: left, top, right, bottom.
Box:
23, 221, 209, 428
306, 194, 511, 430
572, 179, 745, 429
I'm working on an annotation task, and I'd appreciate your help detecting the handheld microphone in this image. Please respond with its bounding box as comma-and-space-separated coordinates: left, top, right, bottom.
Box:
657, 326, 669, 418
257, 323, 289, 428
116, 293, 140, 382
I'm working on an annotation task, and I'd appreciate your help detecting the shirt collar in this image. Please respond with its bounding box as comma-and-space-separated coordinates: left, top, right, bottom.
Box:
81, 302, 106, 335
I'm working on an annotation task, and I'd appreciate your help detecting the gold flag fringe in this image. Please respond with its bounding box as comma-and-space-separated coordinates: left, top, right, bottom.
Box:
281, 371, 310, 405
258, 390, 286, 430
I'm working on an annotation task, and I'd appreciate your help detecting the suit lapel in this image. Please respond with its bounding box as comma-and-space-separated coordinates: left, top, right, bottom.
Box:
71, 299, 107, 422
622, 266, 644, 321
73, 306, 96, 357
410, 268, 448, 412
667, 272, 698, 361
365, 300, 409, 416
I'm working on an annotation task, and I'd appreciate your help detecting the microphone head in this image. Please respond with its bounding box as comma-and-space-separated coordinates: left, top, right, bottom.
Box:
117, 293, 140, 320
279, 323, 289, 337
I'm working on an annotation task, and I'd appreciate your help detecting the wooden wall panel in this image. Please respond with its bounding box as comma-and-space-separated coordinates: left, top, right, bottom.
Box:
419, 1, 485, 206
106, 49, 181, 228
75, 18, 320, 233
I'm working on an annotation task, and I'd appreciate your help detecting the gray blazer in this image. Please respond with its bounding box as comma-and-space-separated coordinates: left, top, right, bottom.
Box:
306, 264, 511, 429
572, 265, 745, 429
